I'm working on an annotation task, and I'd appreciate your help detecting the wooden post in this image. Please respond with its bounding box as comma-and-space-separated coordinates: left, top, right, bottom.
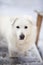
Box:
35, 10, 43, 45
36, 14, 42, 45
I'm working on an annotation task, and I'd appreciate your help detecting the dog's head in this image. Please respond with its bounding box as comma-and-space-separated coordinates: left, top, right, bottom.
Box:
10, 16, 36, 44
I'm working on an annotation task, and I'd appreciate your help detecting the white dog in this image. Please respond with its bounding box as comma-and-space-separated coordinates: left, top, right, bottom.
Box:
0, 16, 42, 62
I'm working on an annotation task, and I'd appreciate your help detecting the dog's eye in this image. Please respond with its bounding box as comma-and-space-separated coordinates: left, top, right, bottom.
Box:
24, 26, 28, 29
16, 26, 20, 29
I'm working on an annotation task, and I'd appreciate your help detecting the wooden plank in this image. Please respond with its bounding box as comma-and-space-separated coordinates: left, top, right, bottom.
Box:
36, 14, 43, 45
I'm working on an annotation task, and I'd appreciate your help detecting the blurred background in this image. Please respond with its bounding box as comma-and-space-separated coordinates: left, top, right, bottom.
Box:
0, 0, 43, 58
0, 0, 43, 16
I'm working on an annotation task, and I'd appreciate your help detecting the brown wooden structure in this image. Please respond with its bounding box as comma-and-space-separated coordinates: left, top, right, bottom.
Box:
35, 10, 43, 45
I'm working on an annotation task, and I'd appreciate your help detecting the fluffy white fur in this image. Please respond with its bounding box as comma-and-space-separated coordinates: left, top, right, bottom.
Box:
0, 16, 42, 62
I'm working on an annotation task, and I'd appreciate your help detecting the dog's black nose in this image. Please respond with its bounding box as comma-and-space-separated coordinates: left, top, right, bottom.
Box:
20, 34, 25, 40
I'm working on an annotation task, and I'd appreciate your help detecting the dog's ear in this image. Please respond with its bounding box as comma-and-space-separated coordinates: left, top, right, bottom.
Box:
24, 15, 36, 25
10, 16, 18, 25
27, 16, 37, 31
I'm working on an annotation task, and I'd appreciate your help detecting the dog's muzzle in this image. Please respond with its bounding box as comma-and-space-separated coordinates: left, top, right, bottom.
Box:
20, 34, 25, 40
